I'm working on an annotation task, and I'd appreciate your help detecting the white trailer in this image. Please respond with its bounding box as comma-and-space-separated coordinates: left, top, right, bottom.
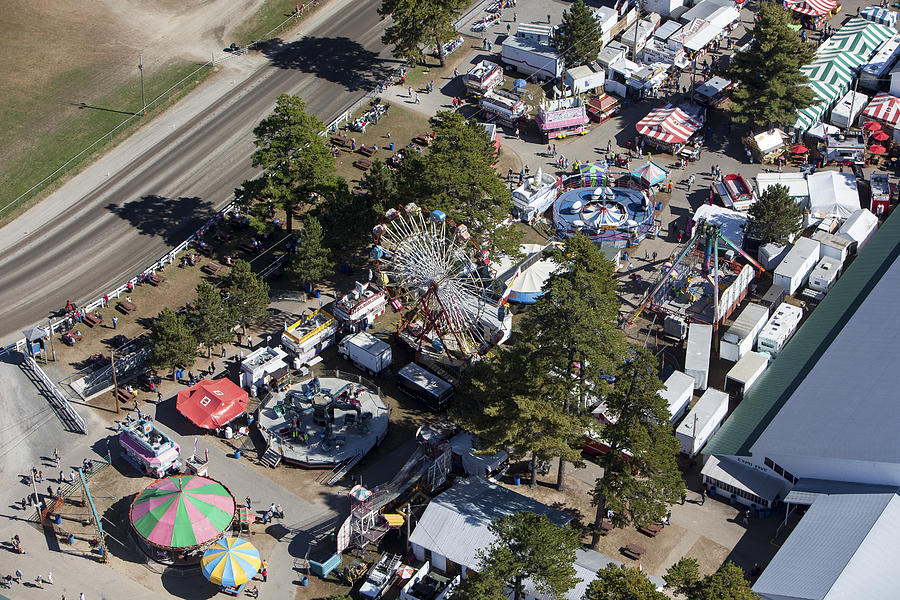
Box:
338, 332, 392, 376
829, 90, 869, 130
501, 37, 564, 81
756, 303, 803, 357
720, 303, 769, 363
724, 351, 768, 400
772, 237, 821, 296
659, 370, 695, 426
807, 256, 841, 293
675, 388, 729, 457
684, 323, 713, 391
811, 230, 852, 265
516, 22, 555, 45
837, 209, 878, 253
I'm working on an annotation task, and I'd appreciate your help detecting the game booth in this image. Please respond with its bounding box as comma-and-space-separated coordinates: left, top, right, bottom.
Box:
635, 105, 704, 154
129, 474, 236, 564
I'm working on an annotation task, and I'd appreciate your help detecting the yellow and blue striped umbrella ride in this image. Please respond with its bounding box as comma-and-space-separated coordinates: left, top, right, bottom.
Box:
201, 537, 261, 588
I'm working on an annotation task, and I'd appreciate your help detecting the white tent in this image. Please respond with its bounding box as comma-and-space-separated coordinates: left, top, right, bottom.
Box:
837, 208, 878, 251
807, 171, 860, 219
509, 254, 561, 304
693, 204, 747, 248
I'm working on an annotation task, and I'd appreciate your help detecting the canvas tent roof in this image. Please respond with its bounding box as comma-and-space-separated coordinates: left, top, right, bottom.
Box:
830, 17, 895, 52
784, 0, 836, 17
693, 204, 747, 247
636, 105, 702, 144
800, 59, 854, 88
756, 172, 810, 201
176, 378, 248, 430
630, 161, 670, 186
863, 93, 900, 126
807, 171, 860, 219
753, 491, 900, 600
860, 6, 898, 27
408, 478, 571, 571
448, 432, 508, 477
753, 129, 788, 154
794, 102, 829, 132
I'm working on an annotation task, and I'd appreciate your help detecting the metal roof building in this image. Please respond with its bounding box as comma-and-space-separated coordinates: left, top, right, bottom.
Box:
754, 490, 900, 600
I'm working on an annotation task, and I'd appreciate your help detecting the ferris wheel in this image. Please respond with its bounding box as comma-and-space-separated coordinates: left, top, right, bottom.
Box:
372, 204, 499, 364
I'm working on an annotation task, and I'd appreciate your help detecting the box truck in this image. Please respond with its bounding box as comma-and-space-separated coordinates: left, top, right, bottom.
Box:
772, 237, 820, 296
719, 303, 769, 363
756, 303, 803, 356
724, 351, 768, 400
660, 370, 695, 425
675, 388, 729, 457
500, 37, 564, 81
338, 332, 392, 376
684, 323, 713, 390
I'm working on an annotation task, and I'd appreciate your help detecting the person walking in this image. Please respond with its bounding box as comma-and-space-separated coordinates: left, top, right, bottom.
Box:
261, 567, 268, 582
415, 93, 421, 104
35, 575, 44, 589
688, 174, 695, 191
46, 572, 53, 585
112, 316, 118, 329
246, 496, 252, 510
14, 570, 22, 584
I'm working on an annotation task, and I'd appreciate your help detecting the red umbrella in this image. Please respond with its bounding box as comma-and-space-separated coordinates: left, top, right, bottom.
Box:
872, 131, 890, 142
790, 144, 808, 154
869, 144, 887, 155
864, 121, 882, 131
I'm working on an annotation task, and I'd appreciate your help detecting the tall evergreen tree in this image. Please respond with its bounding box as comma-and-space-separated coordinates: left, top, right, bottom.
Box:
290, 214, 333, 288
190, 281, 233, 358
224, 259, 270, 337
454, 341, 588, 487
520, 234, 624, 491
665, 559, 758, 600
583, 564, 668, 600
451, 571, 507, 600
236, 94, 336, 231
477, 512, 581, 600
556, 0, 603, 68
318, 174, 386, 252
360, 159, 397, 216
149, 307, 198, 379
395, 111, 521, 255
728, 2, 815, 130
378, 0, 469, 66
744, 183, 802, 245
590, 348, 685, 549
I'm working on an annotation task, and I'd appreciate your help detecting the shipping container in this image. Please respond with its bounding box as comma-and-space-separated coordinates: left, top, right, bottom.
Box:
720, 303, 769, 363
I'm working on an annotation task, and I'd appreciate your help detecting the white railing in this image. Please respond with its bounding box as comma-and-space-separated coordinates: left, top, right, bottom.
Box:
24, 354, 87, 434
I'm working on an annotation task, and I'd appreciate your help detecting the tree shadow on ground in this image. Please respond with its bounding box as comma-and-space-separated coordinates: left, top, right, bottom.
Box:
259, 36, 396, 93
106, 195, 217, 246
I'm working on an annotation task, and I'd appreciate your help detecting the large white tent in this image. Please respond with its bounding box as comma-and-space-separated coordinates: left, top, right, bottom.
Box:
807, 171, 860, 219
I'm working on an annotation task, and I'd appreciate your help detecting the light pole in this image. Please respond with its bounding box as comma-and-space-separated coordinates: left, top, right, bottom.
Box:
139, 54, 146, 115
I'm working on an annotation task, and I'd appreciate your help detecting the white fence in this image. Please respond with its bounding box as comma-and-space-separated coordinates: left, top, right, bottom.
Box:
24, 354, 87, 435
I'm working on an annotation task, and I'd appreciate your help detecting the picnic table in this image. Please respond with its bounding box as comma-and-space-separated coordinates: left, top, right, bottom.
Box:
149, 272, 166, 286
639, 524, 663, 537
202, 263, 223, 276
213, 232, 233, 244
62, 332, 83, 345
198, 244, 215, 257
358, 145, 377, 157
413, 135, 432, 147
117, 300, 136, 314
353, 158, 374, 170
599, 520, 613, 535
239, 240, 258, 253
116, 387, 134, 403
622, 543, 646, 560
332, 134, 351, 148
83, 313, 101, 327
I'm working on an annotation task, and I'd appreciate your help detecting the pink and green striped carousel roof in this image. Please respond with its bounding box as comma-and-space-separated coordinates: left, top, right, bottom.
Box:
129, 475, 235, 549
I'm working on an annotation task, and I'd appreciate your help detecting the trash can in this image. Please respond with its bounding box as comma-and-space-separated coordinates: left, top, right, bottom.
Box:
513, 476, 521, 485
314, 290, 321, 298
389, 142, 395, 151
234, 450, 241, 460
301, 576, 309, 586
55, 514, 62, 525
67, 534, 75, 545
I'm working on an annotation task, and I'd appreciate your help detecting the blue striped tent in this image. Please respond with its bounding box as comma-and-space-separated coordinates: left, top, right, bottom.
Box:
860, 6, 898, 28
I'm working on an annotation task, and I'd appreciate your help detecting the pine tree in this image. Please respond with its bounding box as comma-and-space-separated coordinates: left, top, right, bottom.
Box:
395, 111, 521, 256
477, 512, 581, 600
556, 0, 603, 68
590, 348, 685, 549
665, 559, 758, 600
520, 234, 624, 491
452, 571, 508, 600
318, 172, 388, 252
745, 183, 802, 245
149, 307, 198, 379
224, 259, 270, 337
728, 2, 815, 130
290, 214, 332, 288
378, 0, 469, 66
190, 281, 233, 358
237, 94, 337, 231
584, 564, 669, 600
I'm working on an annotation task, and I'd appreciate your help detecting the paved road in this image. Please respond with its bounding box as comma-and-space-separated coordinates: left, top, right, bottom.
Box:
0, 0, 394, 347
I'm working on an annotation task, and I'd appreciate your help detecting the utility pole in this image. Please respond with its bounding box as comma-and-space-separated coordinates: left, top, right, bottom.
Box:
633, 0, 641, 62
405, 503, 411, 552
48, 319, 56, 362
111, 350, 120, 415
139, 55, 146, 116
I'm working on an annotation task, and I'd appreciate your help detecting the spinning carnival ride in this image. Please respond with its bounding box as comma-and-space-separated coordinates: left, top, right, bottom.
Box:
372, 204, 511, 367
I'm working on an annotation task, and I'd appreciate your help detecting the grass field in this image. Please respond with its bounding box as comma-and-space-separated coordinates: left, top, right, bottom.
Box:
234, 0, 323, 45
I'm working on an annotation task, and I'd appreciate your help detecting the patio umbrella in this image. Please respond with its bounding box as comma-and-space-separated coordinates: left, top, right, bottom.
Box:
869, 144, 887, 154
130, 475, 235, 549
791, 144, 808, 154
872, 131, 890, 142
201, 537, 261, 588
349, 485, 373, 502
397, 566, 417, 579
864, 120, 883, 131
514, 78, 528, 89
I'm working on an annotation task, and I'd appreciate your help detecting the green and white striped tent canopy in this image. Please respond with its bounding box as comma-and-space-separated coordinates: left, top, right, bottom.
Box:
814, 47, 868, 72
829, 17, 895, 56
794, 101, 828, 131
800, 59, 853, 88
806, 79, 843, 103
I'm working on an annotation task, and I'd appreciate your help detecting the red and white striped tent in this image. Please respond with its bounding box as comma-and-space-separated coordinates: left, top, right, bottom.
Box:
636, 105, 702, 146
863, 93, 900, 126
784, 0, 837, 17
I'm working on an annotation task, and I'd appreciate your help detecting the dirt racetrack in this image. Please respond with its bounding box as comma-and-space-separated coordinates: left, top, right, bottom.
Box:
0, 0, 274, 201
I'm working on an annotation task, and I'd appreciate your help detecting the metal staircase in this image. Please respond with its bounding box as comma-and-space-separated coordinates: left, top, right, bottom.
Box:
261, 445, 282, 468
325, 450, 363, 486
